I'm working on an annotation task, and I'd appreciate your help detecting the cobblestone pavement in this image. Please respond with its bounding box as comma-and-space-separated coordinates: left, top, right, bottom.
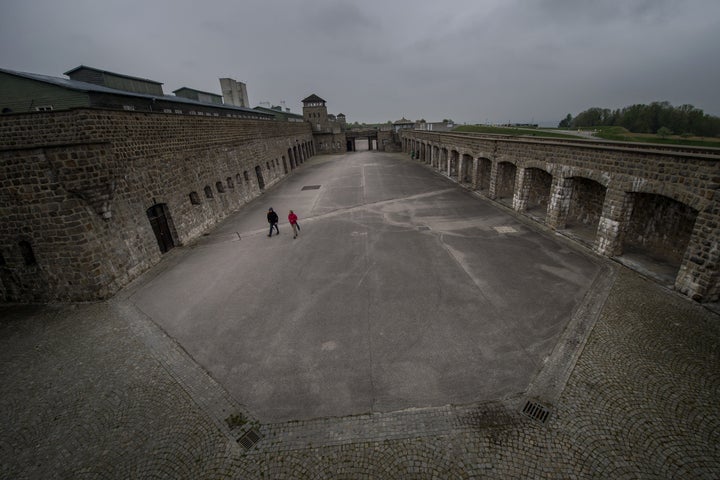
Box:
1, 266, 719, 479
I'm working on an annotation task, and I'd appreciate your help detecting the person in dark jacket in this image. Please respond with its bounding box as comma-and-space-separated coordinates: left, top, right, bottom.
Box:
267, 207, 279, 237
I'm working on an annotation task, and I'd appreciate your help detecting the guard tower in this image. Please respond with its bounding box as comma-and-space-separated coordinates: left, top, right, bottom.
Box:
302, 94, 328, 132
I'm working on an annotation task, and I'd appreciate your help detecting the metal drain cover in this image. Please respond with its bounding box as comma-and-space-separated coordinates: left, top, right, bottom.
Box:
237, 428, 262, 450
521, 400, 551, 423
301, 185, 321, 191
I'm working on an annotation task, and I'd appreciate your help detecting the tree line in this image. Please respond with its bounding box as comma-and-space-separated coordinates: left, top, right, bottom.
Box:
558, 101, 720, 137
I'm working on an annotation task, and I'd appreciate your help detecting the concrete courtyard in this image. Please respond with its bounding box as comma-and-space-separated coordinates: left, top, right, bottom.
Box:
1, 151, 718, 479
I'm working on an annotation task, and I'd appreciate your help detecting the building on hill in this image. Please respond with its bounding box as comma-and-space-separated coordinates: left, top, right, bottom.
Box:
393, 117, 414, 132
0, 67, 270, 119
415, 119, 455, 131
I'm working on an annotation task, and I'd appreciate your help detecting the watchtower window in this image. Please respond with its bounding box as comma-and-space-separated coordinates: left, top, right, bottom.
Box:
19, 240, 37, 266
189, 191, 201, 205
204, 185, 214, 198
243, 171, 250, 182
226, 177, 234, 189
216, 181, 225, 193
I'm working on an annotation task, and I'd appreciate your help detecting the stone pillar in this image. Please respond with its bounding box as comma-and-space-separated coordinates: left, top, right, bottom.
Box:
458, 155, 464, 183
513, 167, 530, 212
471, 157, 479, 189
595, 188, 634, 257
675, 209, 720, 302
488, 161, 499, 200
447, 151, 452, 177
546, 175, 574, 229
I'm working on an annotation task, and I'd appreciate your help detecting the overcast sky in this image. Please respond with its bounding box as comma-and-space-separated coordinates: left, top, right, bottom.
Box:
1, 0, 719, 125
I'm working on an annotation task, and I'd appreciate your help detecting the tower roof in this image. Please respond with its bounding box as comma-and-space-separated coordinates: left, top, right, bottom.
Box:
302, 94, 326, 104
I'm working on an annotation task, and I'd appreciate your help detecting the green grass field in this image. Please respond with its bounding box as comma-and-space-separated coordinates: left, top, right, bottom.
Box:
452, 125, 720, 148
588, 126, 720, 147
452, 125, 580, 139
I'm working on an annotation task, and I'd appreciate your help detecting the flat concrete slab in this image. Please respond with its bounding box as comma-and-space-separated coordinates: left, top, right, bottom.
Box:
127, 151, 602, 422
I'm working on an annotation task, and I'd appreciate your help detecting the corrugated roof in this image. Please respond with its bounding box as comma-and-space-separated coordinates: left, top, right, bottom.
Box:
173, 87, 223, 98
64, 65, 163, 85
0, 68, 271, 116
253, 106, 304, 119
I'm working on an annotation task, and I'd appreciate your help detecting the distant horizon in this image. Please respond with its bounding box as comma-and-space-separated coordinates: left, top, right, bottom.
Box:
5, 60, 717, 130
2, 0, 718, 127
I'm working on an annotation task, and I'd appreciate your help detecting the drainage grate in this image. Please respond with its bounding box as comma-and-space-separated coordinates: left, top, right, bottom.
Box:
237, 428, 262, 450
301, 185, 321, 191
521, 400, 551, 423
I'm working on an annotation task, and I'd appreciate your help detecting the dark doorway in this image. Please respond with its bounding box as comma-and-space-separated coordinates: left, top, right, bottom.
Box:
146, 204, 175, 253
255, 165, 265, 190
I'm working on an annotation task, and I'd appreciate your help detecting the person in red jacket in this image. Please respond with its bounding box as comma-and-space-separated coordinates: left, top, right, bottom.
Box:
288, 210, 300, 239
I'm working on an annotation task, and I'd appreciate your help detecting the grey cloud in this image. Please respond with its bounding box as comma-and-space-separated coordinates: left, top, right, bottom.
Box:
1, 0, 719, 124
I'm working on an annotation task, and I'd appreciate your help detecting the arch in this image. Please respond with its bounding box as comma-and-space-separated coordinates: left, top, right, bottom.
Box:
496, 161, 517, 202
189, 191, 201, 205
476, 157, 492, 191
215, 181, 225, 193
623, 193, 699, 266
624, 180, 707, 213
226, 176, 234, 189
523, 167, 553, 217
204, 185, 213, 198
561, 176, 607, 243
18, 240, 37, 266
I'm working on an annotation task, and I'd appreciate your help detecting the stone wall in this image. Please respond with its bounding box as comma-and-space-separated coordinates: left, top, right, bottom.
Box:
0, 108, 314, 302
313, 132, 346, 154
403, 132, 720, 302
